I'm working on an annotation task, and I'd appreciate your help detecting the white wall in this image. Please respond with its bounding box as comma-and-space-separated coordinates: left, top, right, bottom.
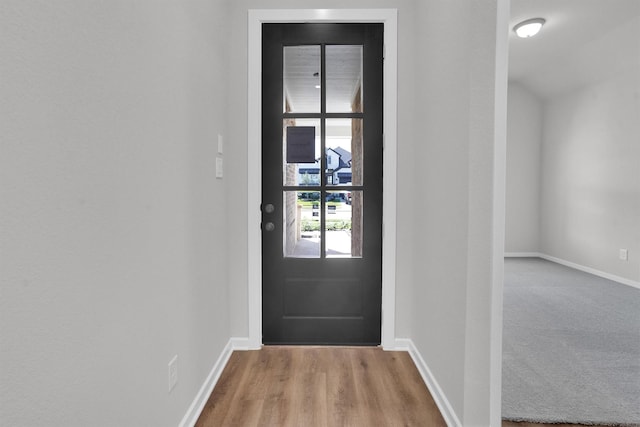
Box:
410, 1, 505, 424
410, 0, 469, 419
505, 83, 542, 253
0, 1, 231, 425
540, 17, 640, 282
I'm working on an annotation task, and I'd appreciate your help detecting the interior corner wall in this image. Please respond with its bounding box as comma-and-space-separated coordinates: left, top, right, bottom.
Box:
540, 68, 640, 283
505, 82, 542, 253
410, 0, 501, 424
0, 1, 231, 425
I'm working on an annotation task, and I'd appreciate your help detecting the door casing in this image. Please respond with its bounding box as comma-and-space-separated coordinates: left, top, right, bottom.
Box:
247, 9, 398, 349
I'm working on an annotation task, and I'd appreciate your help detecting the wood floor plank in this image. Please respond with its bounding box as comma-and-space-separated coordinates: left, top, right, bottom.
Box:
350, 348, 387, 426
380, 350, 447, 426
325, 348, 360, 426
194, 351, 245, 425
222, 398, 264, 427
195, 346, 447, 427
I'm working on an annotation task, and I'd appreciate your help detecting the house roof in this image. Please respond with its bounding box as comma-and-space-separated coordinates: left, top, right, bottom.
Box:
296, 147, 353, 172
331, 146, 352, 164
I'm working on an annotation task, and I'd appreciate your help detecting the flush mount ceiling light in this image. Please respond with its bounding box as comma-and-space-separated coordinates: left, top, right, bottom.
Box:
513, 18, 546, 38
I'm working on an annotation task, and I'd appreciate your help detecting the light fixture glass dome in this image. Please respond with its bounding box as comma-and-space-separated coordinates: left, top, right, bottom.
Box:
514, 18, 546, 38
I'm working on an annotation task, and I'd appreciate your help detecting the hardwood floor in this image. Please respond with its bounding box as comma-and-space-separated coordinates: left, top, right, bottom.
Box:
503, 424, 622, 427
195, 346, 446, 426
196, 346, 624, 427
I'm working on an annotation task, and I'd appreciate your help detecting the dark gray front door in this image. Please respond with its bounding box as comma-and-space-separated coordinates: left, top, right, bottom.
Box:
262, 23, 383, 345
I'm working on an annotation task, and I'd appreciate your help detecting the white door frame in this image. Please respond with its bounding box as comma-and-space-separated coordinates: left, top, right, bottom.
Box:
247, 9, 398, 349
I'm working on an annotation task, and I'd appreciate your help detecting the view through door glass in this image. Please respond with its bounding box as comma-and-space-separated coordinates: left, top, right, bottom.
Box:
262, 23, 383, 345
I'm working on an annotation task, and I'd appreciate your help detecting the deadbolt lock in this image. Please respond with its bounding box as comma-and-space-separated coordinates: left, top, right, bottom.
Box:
263, 203, 275, 214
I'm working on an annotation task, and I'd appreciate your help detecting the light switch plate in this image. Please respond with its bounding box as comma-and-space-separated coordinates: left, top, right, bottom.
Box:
216, 157, 223, 179
217, 134, 224, 154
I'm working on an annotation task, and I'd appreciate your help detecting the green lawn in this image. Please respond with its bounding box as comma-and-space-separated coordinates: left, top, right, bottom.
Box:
297, 201, 344, 208
301, 219, 351, 231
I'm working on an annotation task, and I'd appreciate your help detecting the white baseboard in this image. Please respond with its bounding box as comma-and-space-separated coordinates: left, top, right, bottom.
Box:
229, 336, 261, 350
392, 338, 412, 351
504, 252, 542, 258
539, 254, 640, 290
505, 252, 640, 290
179, 338, 256, 427
395, 339, 462, 427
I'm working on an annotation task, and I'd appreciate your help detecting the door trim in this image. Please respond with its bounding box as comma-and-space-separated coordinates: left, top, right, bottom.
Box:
247, 9, 398, 349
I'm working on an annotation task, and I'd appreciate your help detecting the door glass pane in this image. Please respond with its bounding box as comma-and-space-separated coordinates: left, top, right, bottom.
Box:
283, 46, 321, 113
326, 118, 362, 186
284, 191, 320, 258
326, 45, 362, 113
326, 191, 362, 258
283, 120, 321, 186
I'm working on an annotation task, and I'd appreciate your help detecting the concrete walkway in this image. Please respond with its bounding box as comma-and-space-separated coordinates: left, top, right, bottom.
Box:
292, 230, 352, 257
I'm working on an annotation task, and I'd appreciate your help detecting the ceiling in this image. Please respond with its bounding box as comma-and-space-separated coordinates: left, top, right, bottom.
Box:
284, 45, 362, 113
282, 2, 639, 107
509, 0, 640, 99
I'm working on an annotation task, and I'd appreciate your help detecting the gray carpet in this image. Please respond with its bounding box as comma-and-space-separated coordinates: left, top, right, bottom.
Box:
502, 257, 640, 426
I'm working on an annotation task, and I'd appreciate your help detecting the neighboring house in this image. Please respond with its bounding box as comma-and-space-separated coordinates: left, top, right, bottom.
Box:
297, 146, 352, 185
336, 167, 352, 185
